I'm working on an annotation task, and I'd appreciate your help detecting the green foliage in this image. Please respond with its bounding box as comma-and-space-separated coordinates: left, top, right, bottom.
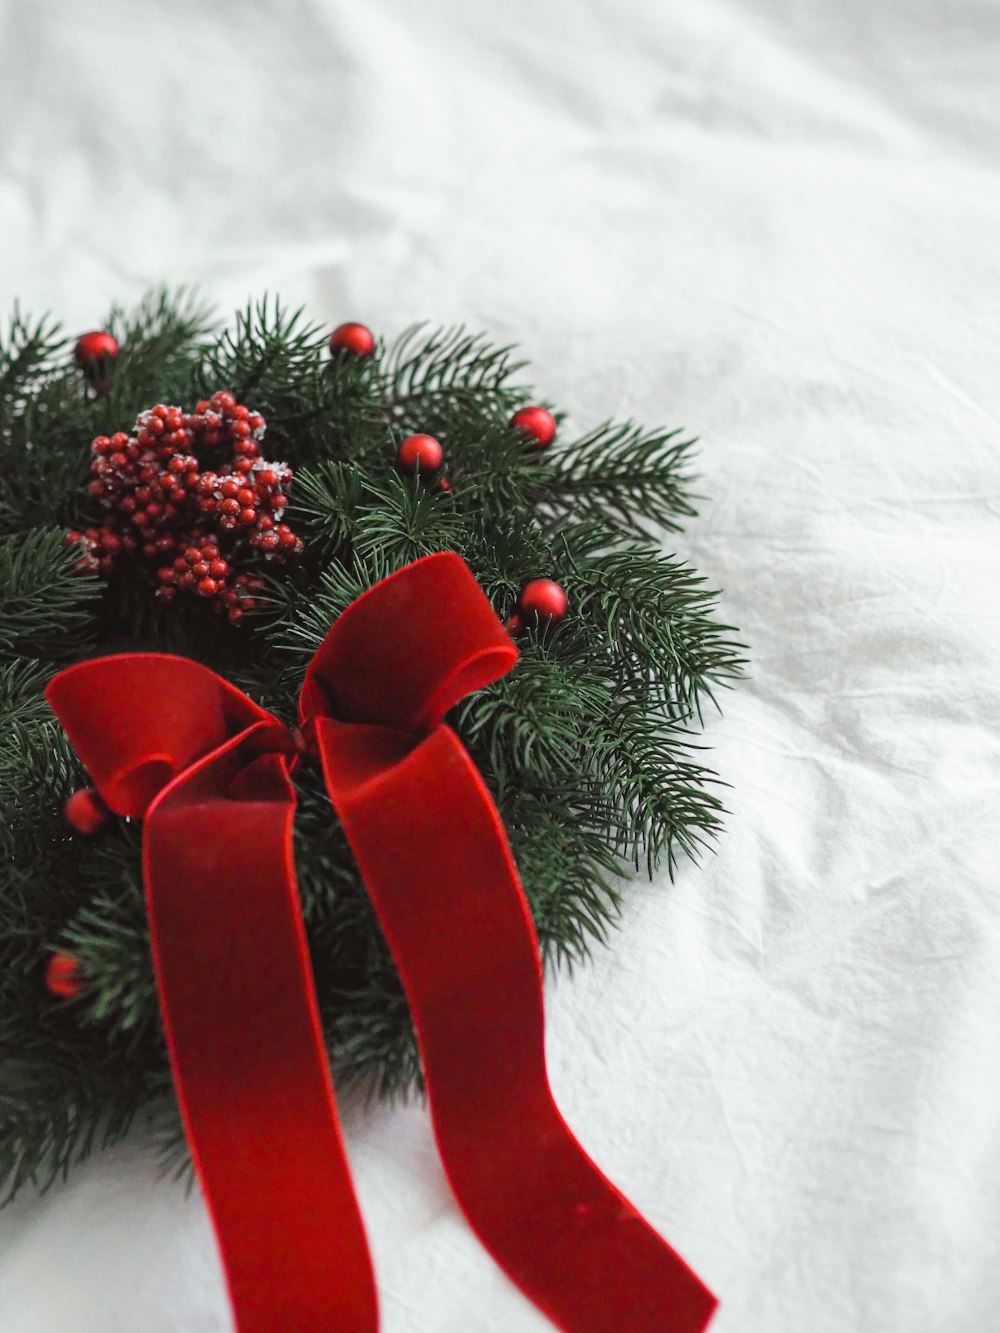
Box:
0, 292, 744, 1201
0, 306, 68, 405
0, 529, 99, 658
540, 420, 698, 538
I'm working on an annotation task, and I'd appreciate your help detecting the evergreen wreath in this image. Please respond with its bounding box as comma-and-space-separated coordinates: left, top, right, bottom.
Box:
0, 290, 745, 1199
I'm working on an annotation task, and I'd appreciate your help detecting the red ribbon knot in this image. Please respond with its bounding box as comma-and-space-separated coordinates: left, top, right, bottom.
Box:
47, 552, 716, 1333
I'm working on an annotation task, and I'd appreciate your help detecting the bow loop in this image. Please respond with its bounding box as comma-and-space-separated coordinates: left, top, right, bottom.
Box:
46, 654, 277, 816
45, 552, 716, 1333
301, 553, 518, 734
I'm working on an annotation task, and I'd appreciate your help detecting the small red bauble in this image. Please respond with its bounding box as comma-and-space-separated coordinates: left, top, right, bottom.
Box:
75, 331, 119, 395
45, 950, 83, 999
517, 578, 569, 625
329, 322, 375, 358
65, 786, 110, 835
74, 330, 119, 366
397, 433, 444, 476
511, 406, 556, 451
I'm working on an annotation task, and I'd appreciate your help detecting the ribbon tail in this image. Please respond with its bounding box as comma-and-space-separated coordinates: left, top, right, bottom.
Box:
144, 733, 378, 1333
316, 718, 717, 1333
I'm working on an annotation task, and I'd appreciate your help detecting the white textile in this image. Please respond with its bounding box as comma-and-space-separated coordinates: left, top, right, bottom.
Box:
1, 1, 998, 1329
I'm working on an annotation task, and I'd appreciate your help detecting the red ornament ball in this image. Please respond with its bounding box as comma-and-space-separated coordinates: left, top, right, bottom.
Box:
74, 331, 119, 395
397, 433, 444, 476
46, 950, 83, 999
517, 578, 568, 626
329, 322, 375, 358
511, 406, 556, 451
74, 330, 119, 366
65, 786, 110, 835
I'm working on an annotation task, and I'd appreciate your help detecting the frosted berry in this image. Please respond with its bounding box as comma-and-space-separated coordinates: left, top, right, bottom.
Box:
74, 391, 304, 621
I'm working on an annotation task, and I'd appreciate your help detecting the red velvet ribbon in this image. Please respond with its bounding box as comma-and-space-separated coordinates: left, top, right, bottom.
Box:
47, 552, 716, 1333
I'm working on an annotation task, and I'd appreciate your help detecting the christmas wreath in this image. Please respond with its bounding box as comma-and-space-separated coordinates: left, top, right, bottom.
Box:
1, 291, 742, 1331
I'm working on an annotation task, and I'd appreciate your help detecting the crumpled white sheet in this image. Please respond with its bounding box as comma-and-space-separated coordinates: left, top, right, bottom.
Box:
2, 0, 999, 1329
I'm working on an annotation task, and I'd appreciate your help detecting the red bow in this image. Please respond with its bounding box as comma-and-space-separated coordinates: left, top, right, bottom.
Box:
47, 552, 716, 1333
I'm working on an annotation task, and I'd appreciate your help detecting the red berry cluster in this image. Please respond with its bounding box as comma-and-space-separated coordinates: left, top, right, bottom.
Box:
70, 391, 304, 624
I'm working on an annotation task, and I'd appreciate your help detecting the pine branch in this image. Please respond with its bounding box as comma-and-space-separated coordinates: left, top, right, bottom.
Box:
62, 899, 158, 1046
384, 325, 527, 406
0, 528, 98, 659
591, 701, 729, 875
272, 551, 395, 668
289, 459, 366, 555
353, 473, 466, 566
0, 658, 54, 725
567, 546, 746, 722
0, 339, 94, 535
542, 420, 698, 537
103, 285, 215, 414
108, 285, 213, 353
506, 795, 622, 970
0, 306, 68, 410
0, 1059, 145, 1204
197, 298, 331, 429
62, 826, 157, 1047
456, 653, 614, 790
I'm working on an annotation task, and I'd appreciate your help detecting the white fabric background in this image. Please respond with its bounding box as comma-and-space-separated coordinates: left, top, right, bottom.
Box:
1, 1, 999, 1329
